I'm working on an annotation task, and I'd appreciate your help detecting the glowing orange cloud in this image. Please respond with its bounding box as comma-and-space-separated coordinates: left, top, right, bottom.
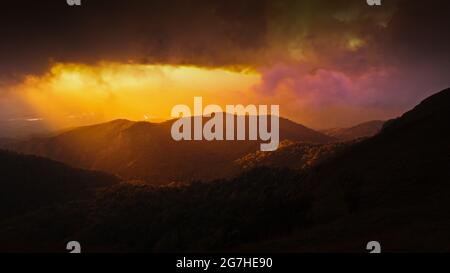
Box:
14, 63, 261, 129
8, 61, 404, 131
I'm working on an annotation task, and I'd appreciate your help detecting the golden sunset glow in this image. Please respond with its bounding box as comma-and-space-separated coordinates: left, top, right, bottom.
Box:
15, 63, 261, 128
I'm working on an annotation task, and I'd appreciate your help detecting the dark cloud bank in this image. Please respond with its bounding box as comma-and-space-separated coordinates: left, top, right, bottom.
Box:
0, 0, 448, 74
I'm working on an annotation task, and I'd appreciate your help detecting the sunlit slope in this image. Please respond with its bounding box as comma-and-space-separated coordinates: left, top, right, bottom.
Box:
16, 115, 333, 184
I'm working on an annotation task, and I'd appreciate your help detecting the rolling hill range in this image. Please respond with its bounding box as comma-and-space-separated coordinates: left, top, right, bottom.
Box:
0, 88, 449, 252
14, 115, 334, 184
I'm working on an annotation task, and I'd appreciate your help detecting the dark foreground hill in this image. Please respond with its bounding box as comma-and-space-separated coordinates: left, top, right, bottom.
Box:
240, 87, 450, 252
0, 88, 449, 252
0, 150, 119, 221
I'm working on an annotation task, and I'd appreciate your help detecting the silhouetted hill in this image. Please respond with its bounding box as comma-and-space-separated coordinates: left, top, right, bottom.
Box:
0, 150, 119, 222
382, 88, 450, 134
14, 115, 334, 184
321, 120, 384, 141
0, 167, 313, 252
240, 87, 450, 251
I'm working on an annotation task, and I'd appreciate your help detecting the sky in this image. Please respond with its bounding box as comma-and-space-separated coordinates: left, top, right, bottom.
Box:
0, 0, 449, 132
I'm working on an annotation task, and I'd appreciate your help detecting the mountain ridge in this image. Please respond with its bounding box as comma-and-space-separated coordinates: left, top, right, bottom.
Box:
321, 120, 385, 141
14, 114, 334, 184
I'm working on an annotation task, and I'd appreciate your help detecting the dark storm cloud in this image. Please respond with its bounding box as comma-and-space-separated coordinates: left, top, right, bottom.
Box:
0, 0, 448, 81
379, 0, 450, 104
387, 0, 450, 62
0, 0, 269, 79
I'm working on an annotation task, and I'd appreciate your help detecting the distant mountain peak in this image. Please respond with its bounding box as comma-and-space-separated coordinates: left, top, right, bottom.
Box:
321, 120, 385, 141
